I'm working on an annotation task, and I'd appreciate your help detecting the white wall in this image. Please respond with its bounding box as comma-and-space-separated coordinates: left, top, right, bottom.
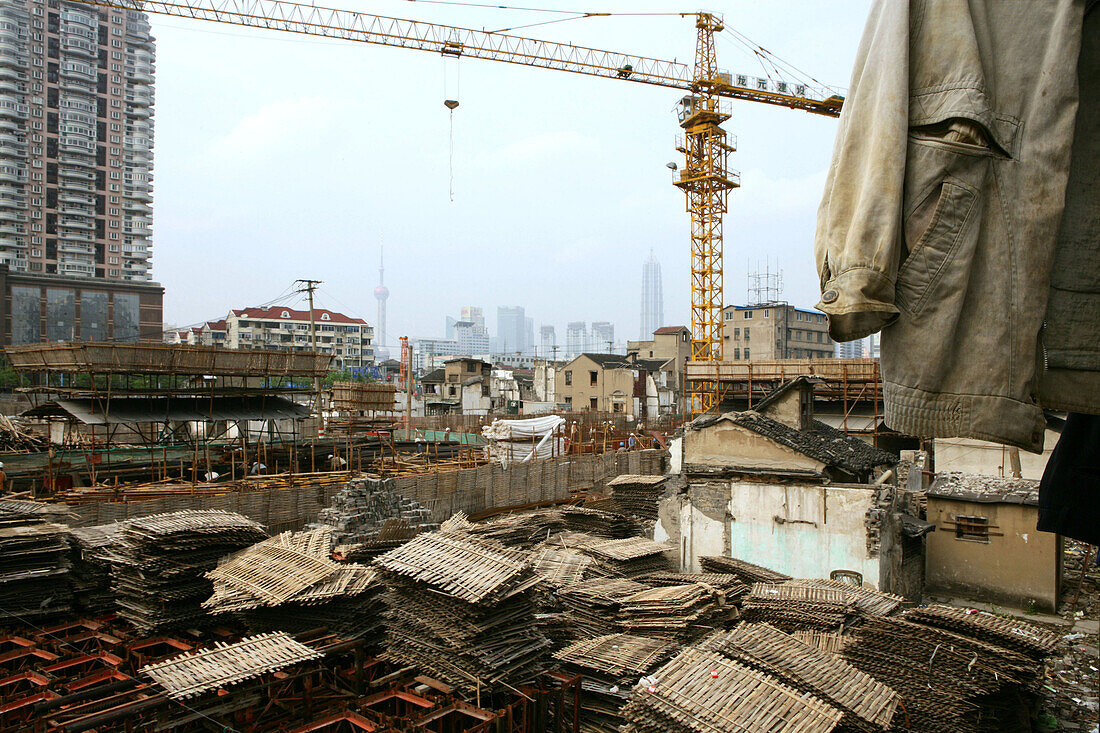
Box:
934, 431, 1057, 480
680, 480, 883, 587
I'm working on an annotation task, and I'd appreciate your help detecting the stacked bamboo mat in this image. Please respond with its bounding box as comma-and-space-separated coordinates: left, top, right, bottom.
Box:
109, 510, 267, 632
69, 522, 123, 615
605, 474, 668, 520
842, 611, 1056, 733
554, 633, 679, 733
0, 515, 71, 620
203, 527, 384, 643
374, 529, 551, 688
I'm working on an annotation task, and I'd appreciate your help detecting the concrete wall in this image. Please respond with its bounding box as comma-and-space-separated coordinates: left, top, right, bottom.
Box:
673, 479, 885, 588
683, 420, 825, 475
934, 431, 1057, 480
925, 497, 1061, 612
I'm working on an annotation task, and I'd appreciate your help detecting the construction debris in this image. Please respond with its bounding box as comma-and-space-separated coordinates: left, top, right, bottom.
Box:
375, 528, 551, 687
583, 536, 674, 578
142, 631, 323, 700
316, 475, 437, 543
109, 510, 267, 632
617, 583, 732, 641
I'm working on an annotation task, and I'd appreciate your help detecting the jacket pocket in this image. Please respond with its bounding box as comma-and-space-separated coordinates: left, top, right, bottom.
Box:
896, 175, 979, 317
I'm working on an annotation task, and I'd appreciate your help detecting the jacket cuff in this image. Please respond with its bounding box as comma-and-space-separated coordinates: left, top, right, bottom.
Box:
817, 267, 899, 342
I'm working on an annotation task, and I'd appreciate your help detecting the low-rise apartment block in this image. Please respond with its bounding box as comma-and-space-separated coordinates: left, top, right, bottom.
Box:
224, 306, 373, 371
722, 303, 834, 361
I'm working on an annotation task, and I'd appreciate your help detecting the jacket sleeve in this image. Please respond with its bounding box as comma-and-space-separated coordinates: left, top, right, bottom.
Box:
814, 0, 910, 342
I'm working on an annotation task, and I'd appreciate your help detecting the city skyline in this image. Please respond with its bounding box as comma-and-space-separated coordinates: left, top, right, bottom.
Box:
639, 250, 663, 340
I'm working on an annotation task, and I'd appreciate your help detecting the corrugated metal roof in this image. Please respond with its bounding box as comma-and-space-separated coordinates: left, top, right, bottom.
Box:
22, 395, 309, 424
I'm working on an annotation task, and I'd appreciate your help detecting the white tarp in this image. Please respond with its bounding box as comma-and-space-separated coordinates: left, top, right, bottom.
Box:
482, 415, 566, 466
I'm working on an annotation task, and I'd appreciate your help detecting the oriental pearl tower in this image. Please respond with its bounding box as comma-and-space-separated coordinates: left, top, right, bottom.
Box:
374, 249, 390, 361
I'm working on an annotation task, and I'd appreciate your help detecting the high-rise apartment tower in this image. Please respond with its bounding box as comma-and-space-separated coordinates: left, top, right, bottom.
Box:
0, 0, 155, 280
639, 250, 663, 339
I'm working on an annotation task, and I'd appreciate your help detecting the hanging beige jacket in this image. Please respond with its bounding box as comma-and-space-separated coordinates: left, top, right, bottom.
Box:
814, 0, 1095, 452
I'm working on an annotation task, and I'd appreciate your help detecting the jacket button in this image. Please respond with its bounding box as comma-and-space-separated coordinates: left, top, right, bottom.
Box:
822, 290, 838, 304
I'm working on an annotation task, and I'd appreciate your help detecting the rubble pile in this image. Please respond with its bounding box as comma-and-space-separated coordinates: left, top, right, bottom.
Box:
375, 528, 551, 687
553, 633, 678, 733
641, 571, 748, 596
332, 517, 419, 563
316, 477, 436, 543
842, 612, 1053, 733
203, 527, 384, 643
68, 522, 123, 615
605, 474, 667, 520
110, 510, 267, 632
0, 503, 71, 620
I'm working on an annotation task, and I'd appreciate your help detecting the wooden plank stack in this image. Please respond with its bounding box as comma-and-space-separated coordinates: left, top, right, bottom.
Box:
109, 510, 267, 632
374, 529, 551, 688
553, 633, 679, 733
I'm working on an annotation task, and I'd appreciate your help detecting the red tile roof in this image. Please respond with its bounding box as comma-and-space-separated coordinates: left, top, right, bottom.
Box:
653, 326, 689, 334
230, 306, 367, 325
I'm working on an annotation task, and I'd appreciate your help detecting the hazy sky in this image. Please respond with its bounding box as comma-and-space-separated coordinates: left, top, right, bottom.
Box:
150, 1, 872, 349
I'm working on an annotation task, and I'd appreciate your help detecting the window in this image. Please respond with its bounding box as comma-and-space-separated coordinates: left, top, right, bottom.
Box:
613, 402, 623, 413
954, 515, 990, 542
763, 310, 770, 318
564, 370, 572, 386
564, 396, 572, 407
734, 328, 740, 338
796, 312, 803, 321
466, 361, 477, 373
448, 386, 457, 397
589, 397, 598, 410
589, 370, 598, 386
734, 348, 740, 359
744, 328, 750, 341
744, 349, 750, 359
743, 310, 753, 319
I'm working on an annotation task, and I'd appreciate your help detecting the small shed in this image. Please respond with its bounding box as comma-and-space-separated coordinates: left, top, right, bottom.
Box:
925, 472, 1061, 612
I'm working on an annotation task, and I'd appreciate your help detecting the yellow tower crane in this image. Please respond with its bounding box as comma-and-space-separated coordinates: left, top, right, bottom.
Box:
70, 0, 842, 416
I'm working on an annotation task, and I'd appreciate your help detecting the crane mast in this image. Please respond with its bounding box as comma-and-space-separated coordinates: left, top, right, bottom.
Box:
674, 13, 737, 416
68, 0, 842, 417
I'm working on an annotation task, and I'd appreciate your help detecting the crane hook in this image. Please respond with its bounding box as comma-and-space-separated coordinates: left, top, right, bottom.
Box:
444, 99, 459, 110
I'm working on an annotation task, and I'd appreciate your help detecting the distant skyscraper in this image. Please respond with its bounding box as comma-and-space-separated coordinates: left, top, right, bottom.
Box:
835, 339, 865, 359
497, 306, 526, 354
445, 316, 456, 338
566, 321, 587, 357
374, 249, 389, 359
591, 321, 614, 352
460, 306, 485, 329
539, 325, 555, 355
639, 250, 664, 338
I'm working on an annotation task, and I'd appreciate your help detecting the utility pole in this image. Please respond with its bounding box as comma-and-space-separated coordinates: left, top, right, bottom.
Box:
295, 279, 323, 414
